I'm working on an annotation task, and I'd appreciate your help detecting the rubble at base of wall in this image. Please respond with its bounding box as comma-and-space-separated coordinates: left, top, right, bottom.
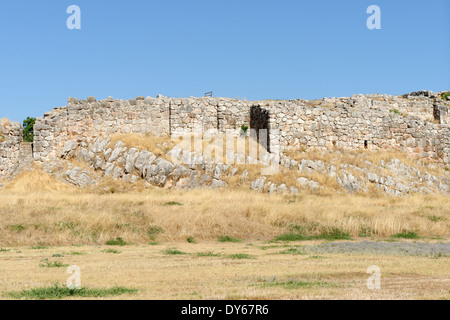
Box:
39, 136, 450, 197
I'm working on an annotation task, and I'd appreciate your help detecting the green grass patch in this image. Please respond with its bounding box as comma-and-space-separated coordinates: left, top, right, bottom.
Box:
148, 226, 164, 241
262, 280, 334, 290
39, 261, 69, 268
391, 231, 419, 239
9, 284, 137, 300
187, 237, 197, 244
218, 236, 242, 243
163, 201, 183, 206
428, 215, 445, 222
442, 92, 450, 101
101, 249, 121, 254
274, 228, 351, 242
52, 254, 64, 258
0, 248, 11, 252
279, 248, 306, 255
9, 224, 27, 233
163, 248, 187, 255
274, 234, 310, 242
30, 245, 48, 250
227, 253, 254, 260
259, 245, 291, 250
196, 251, 221, 257
106, 238, 128, 246
66, 252, 86, 256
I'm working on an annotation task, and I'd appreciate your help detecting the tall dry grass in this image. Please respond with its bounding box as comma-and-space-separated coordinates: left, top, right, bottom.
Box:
0, 118, 11, 127
0, 169, 448, 247
109, 133, 174, 157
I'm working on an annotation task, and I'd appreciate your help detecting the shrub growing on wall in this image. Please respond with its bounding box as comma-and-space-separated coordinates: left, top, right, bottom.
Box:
23, 117, 36, 142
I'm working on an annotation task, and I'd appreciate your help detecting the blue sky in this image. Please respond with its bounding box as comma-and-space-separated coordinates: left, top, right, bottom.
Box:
0, 0, 449, 122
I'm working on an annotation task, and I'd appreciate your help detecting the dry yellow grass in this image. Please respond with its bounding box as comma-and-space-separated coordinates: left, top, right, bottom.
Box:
0, 118, 11, 127
110, 133, 267, 166
0, 118, 11, 142
0, 168, 448, 247
0, 243, 448, 300
284, 148, 450, 183
109, 133, 175, 158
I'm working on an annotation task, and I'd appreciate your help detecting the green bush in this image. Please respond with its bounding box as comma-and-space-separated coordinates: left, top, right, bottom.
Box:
106, 238, 128, 246
22, 117, 36, 142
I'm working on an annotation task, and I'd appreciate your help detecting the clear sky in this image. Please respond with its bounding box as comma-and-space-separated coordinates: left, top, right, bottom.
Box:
0, 0, 449, 122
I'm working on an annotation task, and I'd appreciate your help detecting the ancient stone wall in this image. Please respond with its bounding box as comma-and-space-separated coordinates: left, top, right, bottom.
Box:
0, 120, 22, 179
33, 92, 450, 164
264, 97, 450, 163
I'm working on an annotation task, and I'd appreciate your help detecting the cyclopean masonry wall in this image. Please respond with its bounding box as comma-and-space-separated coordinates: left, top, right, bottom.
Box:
33, 91, 450, 164
0, 120, 23, 179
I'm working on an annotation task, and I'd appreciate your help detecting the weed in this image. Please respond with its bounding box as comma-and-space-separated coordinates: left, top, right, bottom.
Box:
9, 283, 137, 300
163, 248, 187, 255
187, 237, 197, 244
30, 245, 48, 250
428, 215, 445, 222
148, 225, 164, 241
196, 251, 221, 257
274, 228, 351, 242
106, 238, 128, 246
227, 253, 254, 260
279, 248, 306, 255
163, 201, 183, 206
9, 224, 27, 233
261, 280, 334, 289
39, 261, 69, 268
102, 249, 121, 254
218, 236, 242, 243
66, 252, 85, 256
391, 231, 419, 239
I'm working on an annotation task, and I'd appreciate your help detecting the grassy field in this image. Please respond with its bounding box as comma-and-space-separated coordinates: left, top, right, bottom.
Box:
0, 241, 448, 300
0, 169, 449, 247
0, 169, 448, 300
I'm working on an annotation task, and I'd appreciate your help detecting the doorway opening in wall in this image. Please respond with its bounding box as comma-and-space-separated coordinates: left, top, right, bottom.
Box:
364, 140, 368, 149
250, 106, 270, 153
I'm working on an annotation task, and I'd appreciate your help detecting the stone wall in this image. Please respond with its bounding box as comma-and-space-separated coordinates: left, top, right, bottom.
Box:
33, 96, 250, 162
33, 92, 450, 164
264, 96, 450, 163
0, 120, 22, 179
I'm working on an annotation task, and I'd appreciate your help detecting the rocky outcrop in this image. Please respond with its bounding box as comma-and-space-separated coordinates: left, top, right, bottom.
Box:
57, 137, 233, 190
